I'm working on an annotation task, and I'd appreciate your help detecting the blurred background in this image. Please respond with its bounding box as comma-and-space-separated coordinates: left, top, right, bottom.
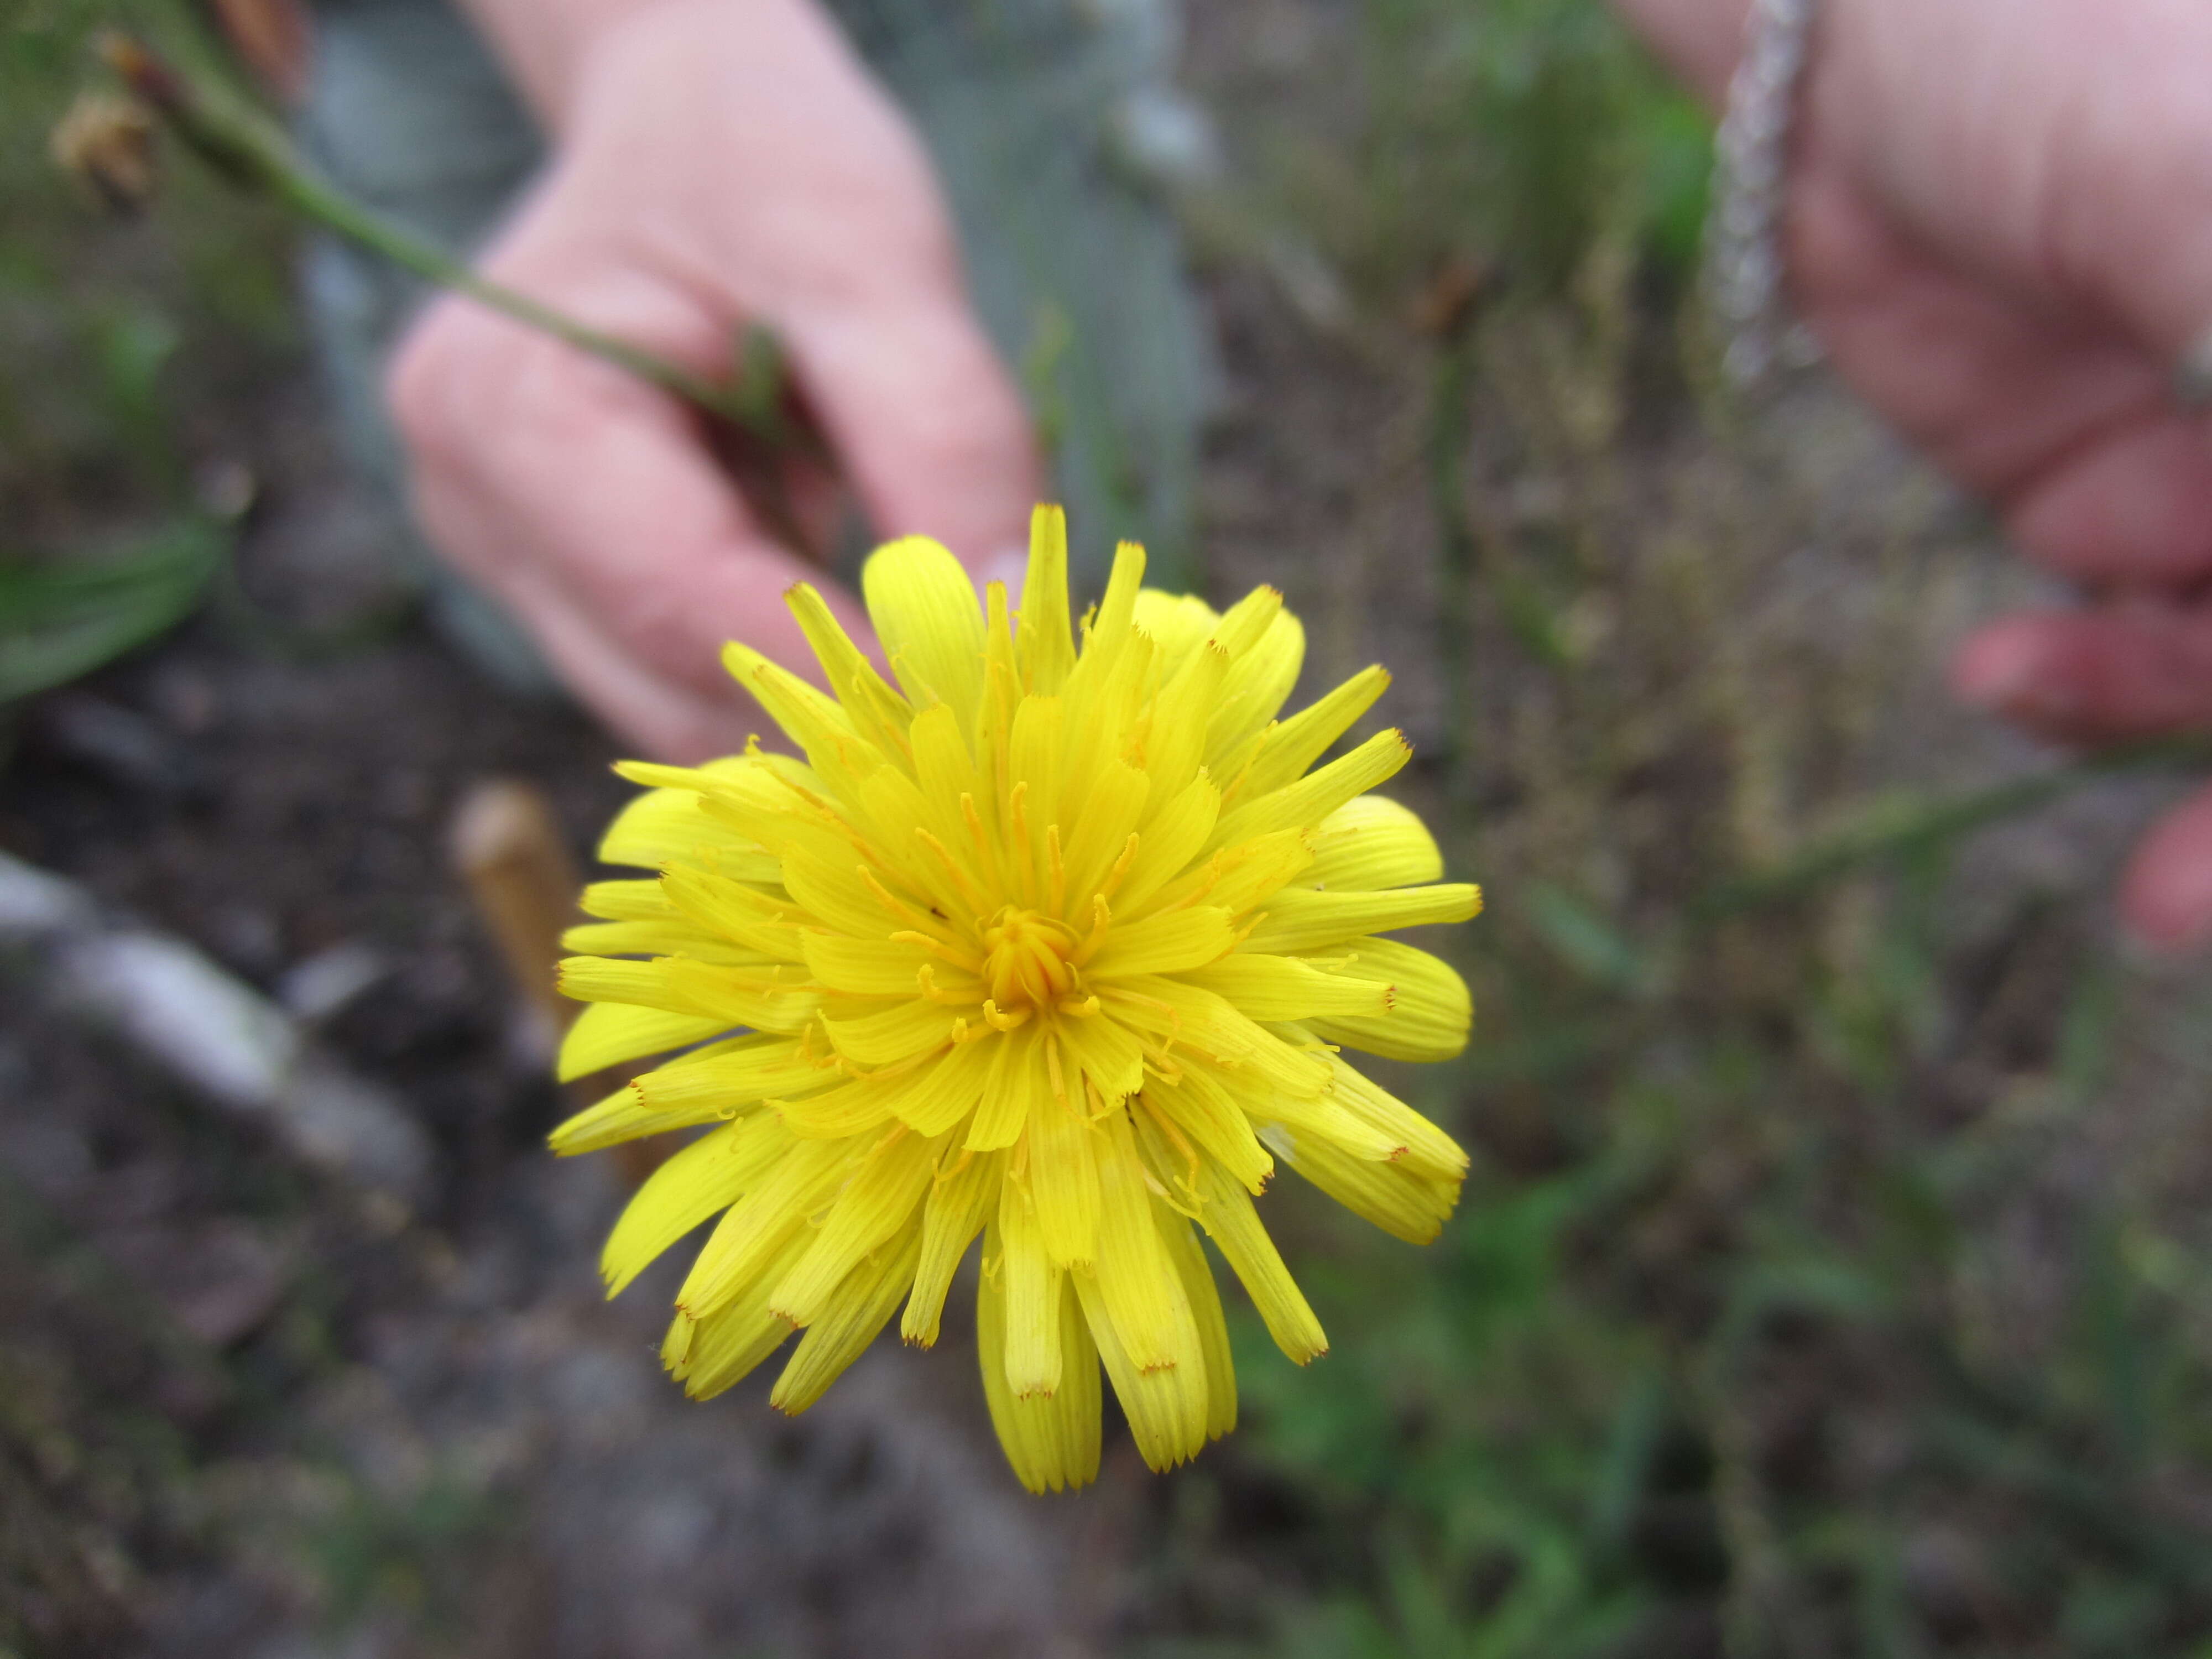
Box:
10, 0, 2212, 1655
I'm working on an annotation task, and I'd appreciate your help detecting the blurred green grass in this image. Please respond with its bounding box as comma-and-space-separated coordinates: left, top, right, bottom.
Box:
2, 0, 293, 706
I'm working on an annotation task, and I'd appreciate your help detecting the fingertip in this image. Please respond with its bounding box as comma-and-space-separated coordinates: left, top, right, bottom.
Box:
1950, 619, 2048, 712
2008, 417, 2212, 585
2119, 789, 2212, 955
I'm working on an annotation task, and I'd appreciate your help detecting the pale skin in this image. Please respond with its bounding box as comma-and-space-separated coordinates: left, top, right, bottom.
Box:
393, 0, 2212, 946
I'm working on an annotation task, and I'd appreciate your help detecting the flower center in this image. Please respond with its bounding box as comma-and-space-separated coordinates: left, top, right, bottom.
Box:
980, 907, 1079, 1011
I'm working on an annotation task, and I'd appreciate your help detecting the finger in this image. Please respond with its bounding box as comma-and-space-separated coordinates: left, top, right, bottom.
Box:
1793, 168, 2212, 587
499, 573, 763, 763
2006, 415, 2212, 587
779, 280, 1042, 577
2120, 782, 2212, 953
1952, 604, 2212, 745
393, 303, 874, 709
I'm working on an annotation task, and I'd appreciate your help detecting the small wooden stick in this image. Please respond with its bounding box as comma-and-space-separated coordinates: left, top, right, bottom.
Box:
450, 778, 580, 1035
449, 778, 675, 1187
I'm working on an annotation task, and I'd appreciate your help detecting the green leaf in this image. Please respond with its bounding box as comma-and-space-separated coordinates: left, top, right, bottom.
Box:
0, 515, 228, 702
1522, 880, 1647, 990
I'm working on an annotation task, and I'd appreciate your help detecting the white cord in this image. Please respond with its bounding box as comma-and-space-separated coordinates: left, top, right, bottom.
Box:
1707, 0, 1820, 388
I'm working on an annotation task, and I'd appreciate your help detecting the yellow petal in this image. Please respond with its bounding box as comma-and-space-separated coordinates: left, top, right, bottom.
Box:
1130, 587, 1219, 669
781, 846, 904, 940
1261, 1120, 1461, 1245
556, 1000, 725, 1082
1055, 1012, 1147, 1104
1248, 1086, 1408, 1164
1072, 1253, 1207, 1473
551, 1035, 811, 1155
1100, 974, 1331, 1099
661, 865, 807, 959
901, 1146, 1000, 1346
560, 920, 768, 963
661, 959, 822, 1032
601, 1113, 790, 1295
1084, 906, 1236, 978
1208, 727, 1411, 853
550, 1080, 728, 1157
1016, 505, 1078, 696
977, 1229, 1102, 1493
1136, 1066, 1274, 1197
1207, 607, 1306, 767
801, 932, 931, 996
998, 1178, 1063, 1396
667, 1228, 808, 1399
1083, 541, 1147, 661
1091, 1107, 1191, 1373
1155, 1197, 1237, 1442
719, 643, 884, 801
597, 783, 782, 879
888, 1032, 997, 1136
556, 954, 679, 1010
769, 1225, 922, 1415
579, 878, 677, 920
1025, 1070, 1102, 1267
1306, 794, 1444, 890
967, 1020, 1045, 1150
770, 1126, 939, 1326
1058, 759, 1150, 907
1182, 953, 1393, 1022
1303, 937, 1472, 1061
784, 580, 915, 763
773, 1071, 902, 1139
1114, 774, 1220, 914
1209, 828, 1319, 913
628, 1036, 834, 1115
820, 998, 956, 1068
1194, 1161, 1327, 1364
1006, 695, 1063, 869
1324, 1054, 1469, 1183
1239, 884, 1480, 955
862, 535, 987, 726
1232, 665, 1392, 805
676, 1136, 860, 1319
1140, 641, 1229, 806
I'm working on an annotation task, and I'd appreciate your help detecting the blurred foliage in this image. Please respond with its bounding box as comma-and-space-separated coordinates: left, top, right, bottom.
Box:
1203, 0, 1708, 312
1, 0, 290, 701
0, 514, 228, 702
1358, 0, 1710, 296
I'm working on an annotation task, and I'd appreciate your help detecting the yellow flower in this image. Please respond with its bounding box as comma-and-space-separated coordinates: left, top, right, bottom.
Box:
551, 508, 1480, 1493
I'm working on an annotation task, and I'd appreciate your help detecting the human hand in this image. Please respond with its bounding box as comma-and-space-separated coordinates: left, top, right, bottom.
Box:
387, 0, 1040, 763
1618, 0, 2212, 948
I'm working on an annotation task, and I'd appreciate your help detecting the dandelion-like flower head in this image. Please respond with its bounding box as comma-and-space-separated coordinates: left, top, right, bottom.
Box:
554, 508, 1479, 1491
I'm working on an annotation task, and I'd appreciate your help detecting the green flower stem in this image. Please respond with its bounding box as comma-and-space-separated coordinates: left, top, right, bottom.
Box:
1689, 736, 2212, 925
103, 33, 805, 456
